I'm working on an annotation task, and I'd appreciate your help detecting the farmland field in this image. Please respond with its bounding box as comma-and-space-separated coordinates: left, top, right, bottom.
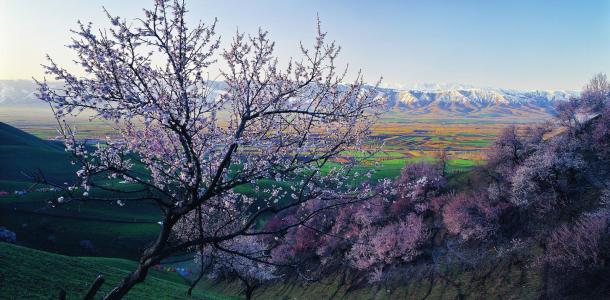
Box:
0, 108, 523, 179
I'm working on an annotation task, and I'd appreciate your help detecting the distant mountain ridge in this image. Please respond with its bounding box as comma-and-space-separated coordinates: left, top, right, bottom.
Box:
0, 80, 579, 120
383, 87, 575, 105
376, 86, 578, 120
0, 80, 42, 107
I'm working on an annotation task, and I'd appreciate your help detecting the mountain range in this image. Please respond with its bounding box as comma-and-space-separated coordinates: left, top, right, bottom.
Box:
0, 80, 43, 107
378, 86, 578, 121
0, 80, 579, 121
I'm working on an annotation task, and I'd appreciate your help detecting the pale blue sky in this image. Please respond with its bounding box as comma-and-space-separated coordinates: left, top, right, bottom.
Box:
1, 0, 609, 90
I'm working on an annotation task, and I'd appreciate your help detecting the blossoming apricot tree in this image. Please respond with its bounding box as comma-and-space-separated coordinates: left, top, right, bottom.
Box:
36, 0, 382, 298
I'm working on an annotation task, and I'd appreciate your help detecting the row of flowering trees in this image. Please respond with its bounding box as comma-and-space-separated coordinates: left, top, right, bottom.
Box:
444, 74, 610, 296
231, 74, 610, 297
263, 162, 443, 283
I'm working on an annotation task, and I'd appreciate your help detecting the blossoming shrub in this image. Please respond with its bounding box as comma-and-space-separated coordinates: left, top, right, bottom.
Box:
539, 210, 610, 271
537, 210, 610, 298
442, 192, 504, 241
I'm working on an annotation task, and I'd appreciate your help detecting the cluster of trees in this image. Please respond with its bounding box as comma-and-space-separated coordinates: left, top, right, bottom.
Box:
207, 74, 610, 298
264, 162, 443, 282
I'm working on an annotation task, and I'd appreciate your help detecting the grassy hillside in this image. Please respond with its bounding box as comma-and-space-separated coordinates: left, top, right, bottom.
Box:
0, 121, 76, 182
0, 177, 163, 258
0, 242, 237, 300
0, 122, 163, 258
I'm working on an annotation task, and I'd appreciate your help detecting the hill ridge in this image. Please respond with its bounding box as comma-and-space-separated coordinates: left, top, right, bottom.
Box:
0, 122, 74, 182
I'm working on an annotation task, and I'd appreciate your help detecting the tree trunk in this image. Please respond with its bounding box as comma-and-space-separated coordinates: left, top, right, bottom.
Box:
102, 264, 150, 300
89, 215, 178, 299
84, 275, 105, 300
239, 277, 256, 300
245, 285, 254, 300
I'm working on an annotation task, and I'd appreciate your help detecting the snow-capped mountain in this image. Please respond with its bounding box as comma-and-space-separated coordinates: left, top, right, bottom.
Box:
378, 86, 578, 119
0, 80, 579, 120
0, 80, 43, 107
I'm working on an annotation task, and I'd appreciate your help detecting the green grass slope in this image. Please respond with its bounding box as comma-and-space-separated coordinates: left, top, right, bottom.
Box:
0, 181, 163, 258
0, 121, 62, 150
0, 121, 76, 182
0, 242, 236, 300
0, 122, 162, 259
